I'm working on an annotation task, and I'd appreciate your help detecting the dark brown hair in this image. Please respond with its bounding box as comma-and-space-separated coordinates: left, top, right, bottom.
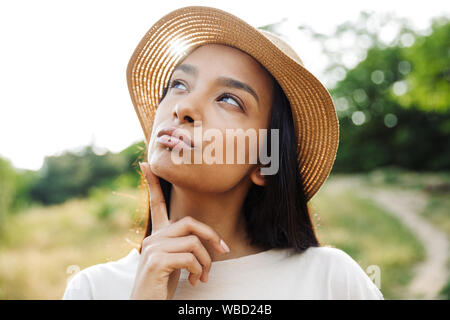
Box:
138, 72, 320, 254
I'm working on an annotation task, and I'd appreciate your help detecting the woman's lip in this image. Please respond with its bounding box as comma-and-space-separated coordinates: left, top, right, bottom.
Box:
156, 134, 193, 150
156, 127, 194, 148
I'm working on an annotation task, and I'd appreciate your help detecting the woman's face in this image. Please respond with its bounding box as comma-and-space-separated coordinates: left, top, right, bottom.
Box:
148, 44, 274, 193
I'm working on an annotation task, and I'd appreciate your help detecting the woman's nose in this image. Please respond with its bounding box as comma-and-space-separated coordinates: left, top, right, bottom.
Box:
173, 102, 202, 124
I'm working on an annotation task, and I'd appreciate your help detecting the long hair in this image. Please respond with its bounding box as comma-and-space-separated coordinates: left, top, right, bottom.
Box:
138, 73, 320, 254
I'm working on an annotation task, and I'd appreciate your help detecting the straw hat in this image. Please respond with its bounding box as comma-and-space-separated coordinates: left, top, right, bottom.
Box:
126, 6, 339, 201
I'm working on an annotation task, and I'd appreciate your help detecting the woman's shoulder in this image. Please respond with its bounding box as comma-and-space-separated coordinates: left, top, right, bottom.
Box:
62, 248, 140, 299
284, 245, 358, 266
289, 245, 384, 299
303, 245, 361, 264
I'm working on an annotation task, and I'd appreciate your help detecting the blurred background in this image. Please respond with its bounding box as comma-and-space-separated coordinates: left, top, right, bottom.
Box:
0, 0, 448, 300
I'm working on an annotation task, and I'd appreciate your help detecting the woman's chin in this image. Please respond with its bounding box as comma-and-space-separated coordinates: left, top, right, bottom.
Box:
148, 148, 193, 185
148, 146, 241, 192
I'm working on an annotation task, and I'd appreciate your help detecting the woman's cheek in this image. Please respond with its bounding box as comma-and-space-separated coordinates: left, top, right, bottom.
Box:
221, 131, 258, 165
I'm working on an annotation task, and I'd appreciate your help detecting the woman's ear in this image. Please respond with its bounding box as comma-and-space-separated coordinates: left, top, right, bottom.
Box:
250, 166, 266, 186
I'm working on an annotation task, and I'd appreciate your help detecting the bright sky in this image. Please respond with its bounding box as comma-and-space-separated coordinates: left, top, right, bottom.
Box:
0, 0, 447, 171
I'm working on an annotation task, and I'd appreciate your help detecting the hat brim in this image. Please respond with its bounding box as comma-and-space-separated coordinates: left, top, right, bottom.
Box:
126, 6, 339, 201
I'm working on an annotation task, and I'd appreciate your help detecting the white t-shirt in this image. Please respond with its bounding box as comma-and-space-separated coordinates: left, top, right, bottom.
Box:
62, 245, 383, 300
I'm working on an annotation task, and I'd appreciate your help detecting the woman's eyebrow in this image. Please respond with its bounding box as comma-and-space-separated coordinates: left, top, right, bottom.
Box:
215, 77, 259, 103
172, 63, 260, 103
173, 64, 198, 77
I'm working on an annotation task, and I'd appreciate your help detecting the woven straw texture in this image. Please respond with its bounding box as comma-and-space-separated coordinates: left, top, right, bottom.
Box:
126, 6, 339, 201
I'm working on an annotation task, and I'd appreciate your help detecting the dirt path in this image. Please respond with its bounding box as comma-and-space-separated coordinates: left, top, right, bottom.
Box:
326, 176, 449, 299
361, 187, 449, 299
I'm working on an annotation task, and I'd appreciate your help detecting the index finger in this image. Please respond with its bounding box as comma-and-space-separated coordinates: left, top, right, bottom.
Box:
139, 162, 170, 230
167, 216, 230, 254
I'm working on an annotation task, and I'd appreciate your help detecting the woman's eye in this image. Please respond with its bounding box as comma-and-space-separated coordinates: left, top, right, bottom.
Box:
169, 80, 243, 111
220, 94, 242, 109
170, 80, 187, 90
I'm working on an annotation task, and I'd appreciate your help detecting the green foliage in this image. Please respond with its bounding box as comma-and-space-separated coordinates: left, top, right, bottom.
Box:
323, 15, 450, 172
29, 141, 146, 205
10, 169, 39, 213
0, 140, 146, 218
118, 140, 147, 168
0, 157, 37, 234
394, 18, 450, 112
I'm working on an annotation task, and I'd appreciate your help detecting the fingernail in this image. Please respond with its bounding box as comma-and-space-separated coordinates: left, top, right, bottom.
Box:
201, 271, 209, 282
220, 239, 230, 253
193, 277, 199, 286
140, 162, 146, 175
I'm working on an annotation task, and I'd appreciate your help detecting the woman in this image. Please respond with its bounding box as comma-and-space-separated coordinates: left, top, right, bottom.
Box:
63, 6, 383, 300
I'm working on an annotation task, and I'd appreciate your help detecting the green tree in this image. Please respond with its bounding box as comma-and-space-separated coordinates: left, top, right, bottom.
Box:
27, 140, 147, 205
30, 144, 127, 204
293, 13, 450, 172
394, 18, 450, 112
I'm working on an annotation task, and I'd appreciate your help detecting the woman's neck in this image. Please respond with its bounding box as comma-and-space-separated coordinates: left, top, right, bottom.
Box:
168, 180, 266, 261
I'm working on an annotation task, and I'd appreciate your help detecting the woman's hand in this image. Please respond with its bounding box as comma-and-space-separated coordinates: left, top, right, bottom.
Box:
130, 162, 230, 300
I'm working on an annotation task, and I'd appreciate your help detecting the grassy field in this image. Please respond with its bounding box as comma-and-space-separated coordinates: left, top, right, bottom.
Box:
0, 187, 145, 299
0, 169, 448, 299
